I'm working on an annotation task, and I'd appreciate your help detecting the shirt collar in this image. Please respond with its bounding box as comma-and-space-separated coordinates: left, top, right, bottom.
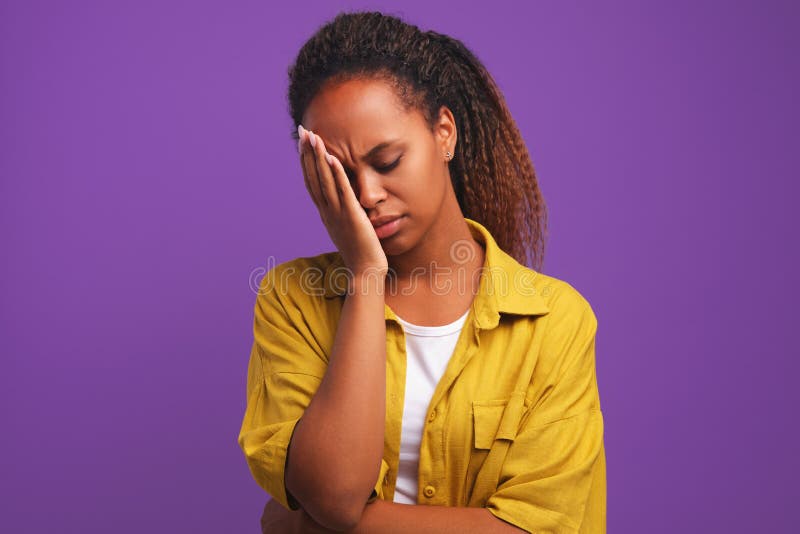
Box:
322, 217, 550, 327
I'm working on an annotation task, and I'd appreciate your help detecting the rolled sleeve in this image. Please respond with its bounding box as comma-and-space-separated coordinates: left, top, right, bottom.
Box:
486, 297, 606, 533
237, 266, 388, 511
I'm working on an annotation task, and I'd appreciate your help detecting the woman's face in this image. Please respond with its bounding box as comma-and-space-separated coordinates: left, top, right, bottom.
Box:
301, 77, 457, 256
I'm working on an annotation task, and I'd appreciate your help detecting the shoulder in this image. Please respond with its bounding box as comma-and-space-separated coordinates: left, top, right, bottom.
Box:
254, 251, 340, 311
532, 271, 598, 338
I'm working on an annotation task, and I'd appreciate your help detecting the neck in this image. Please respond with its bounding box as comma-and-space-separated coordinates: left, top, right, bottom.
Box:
386, 197, 485, 292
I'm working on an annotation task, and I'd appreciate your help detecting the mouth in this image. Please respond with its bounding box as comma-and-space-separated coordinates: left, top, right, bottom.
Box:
373, 215, 406, 239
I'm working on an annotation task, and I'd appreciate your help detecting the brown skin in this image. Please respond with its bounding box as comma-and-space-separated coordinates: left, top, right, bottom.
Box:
301, 77, 485, 325
261, 497, 525, 534
278, 77, 522, 532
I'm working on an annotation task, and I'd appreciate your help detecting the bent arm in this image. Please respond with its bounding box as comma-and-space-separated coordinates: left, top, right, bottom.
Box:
286, 273, 387, 530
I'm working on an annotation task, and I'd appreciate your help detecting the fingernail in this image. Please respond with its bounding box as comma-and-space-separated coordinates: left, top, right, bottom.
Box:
325, 153, 334, 165
297, 124, 304, 153
309, 131, 317, 148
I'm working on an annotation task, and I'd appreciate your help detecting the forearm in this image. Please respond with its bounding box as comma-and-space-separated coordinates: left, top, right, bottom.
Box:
285, 272, 387, 528
261, 500, 525, 534
350, 501, 525, 534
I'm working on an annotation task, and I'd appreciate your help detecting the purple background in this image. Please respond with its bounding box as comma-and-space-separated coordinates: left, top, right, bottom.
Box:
2, 1, 797, 532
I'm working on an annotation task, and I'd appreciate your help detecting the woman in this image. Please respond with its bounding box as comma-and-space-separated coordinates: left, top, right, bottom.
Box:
239, 11, 605, 534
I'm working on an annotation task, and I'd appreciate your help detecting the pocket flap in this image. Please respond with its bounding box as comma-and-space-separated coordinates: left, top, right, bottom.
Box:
472, 395, 529, 449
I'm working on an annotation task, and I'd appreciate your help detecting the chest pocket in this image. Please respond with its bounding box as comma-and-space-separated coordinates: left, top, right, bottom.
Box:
472, 394, 531, 450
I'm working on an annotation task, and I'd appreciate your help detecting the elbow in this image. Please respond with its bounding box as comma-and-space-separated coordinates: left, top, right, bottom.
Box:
293, 483, 369, 532
335, 492, 371, 531
285, 441, 376, 529
322, 510, 362, 533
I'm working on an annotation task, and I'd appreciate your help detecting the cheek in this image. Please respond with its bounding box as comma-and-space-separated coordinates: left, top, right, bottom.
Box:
404, 152, 447, 197
406, 177, 447, 216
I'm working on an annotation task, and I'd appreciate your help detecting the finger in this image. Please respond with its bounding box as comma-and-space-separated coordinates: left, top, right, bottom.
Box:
298, 128, 323, 208
327, 152, 360, 211
302, 130, 327, 207
297, 135, 313, 198
312, 134, 341, 212
298, 138, 314, 201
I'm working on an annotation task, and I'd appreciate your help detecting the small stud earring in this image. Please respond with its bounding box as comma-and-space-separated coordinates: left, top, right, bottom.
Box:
445, 151, 453, 161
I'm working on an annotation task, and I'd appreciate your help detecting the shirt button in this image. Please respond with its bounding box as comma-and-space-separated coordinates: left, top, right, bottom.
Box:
423, 485, 436, 498
428, 409, 436, 422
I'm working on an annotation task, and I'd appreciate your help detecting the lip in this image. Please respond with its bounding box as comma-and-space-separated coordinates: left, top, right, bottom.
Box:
370, 214, 404, 227
372, 215, 405, 239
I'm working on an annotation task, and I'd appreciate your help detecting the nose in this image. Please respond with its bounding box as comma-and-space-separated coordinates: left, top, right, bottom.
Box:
353, 172, 388, 210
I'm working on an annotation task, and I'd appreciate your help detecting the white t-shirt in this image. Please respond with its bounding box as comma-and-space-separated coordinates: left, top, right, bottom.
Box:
391, 307, 471, 504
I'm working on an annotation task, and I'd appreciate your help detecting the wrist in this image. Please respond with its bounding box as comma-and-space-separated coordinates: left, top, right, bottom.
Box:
347, 270, 387, 295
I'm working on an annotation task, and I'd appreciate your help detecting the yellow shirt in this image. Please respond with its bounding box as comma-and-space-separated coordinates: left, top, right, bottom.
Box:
238, 217, 606, 533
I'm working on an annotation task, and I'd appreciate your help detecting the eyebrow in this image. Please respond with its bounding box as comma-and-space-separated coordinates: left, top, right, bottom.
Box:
360, 140, 401, 161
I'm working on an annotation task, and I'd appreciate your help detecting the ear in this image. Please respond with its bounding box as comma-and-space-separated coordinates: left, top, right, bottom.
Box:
434, 105, 457, 157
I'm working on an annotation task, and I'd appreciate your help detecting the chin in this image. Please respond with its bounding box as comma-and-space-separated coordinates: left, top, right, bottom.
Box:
381, 239, 407, 257
381, 232, 414, 258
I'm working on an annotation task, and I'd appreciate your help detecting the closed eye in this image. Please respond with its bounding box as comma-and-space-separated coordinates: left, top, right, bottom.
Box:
376, 156, 401, 174
342, 156, 402, 183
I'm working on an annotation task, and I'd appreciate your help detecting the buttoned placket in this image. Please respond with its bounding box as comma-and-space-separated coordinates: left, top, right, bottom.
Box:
414, 302, 493, 505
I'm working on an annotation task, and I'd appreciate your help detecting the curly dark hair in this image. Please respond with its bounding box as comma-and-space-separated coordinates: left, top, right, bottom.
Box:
287, 10, 548, 271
